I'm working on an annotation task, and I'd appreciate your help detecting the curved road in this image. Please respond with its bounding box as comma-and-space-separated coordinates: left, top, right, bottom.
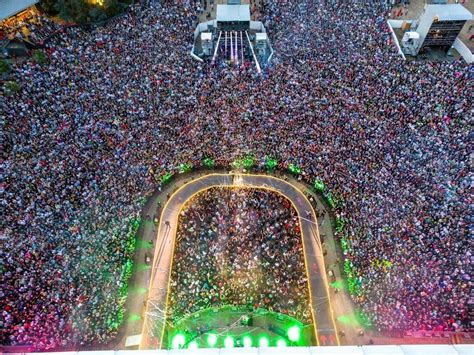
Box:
140, 173, 339, 349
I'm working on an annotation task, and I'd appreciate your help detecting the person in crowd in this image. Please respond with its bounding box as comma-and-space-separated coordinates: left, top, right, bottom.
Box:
1, 0, 471, 349
168, 188, 311, 324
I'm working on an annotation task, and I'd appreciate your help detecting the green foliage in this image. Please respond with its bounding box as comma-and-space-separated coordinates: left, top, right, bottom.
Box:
265, 156, 278, 170
288, 163, 301, 175
107, 216, 139, 332
323, 190, 335, 209
340, 236, 349, 253
55, 0, 90, 23
54, 0, 128, 24
0, 59, 11, 74
102, 0, 128, 17
121, 260, 133, 286
232, 158, 242, 169
344, 259, 362, 297
106, 307, 124, 331
178, 162, 193, 174
37, 0, 60, 15
88, 5, 108, 23
232, 156, 255, 170
4, 81, 21, 96
242, 155, 255, 170
314, 180, 340, 210
125, 218, 139, 255
335, 217, 346, 233
334, 197, 342, 209
160, 172, 173, 185
313, 179, 326, 193
34, 50, 48, 66
202, 157, 215, 169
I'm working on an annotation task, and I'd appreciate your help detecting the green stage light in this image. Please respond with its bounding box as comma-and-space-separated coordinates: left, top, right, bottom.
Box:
288, 325, 301, 342
188, 340, 198, 350
277, 338, 287, 347
258, 336, 269, 348
207, 333, 217, 347
243, 335, 252, 348
224, 336, 234, 348
172, 333, 185, 349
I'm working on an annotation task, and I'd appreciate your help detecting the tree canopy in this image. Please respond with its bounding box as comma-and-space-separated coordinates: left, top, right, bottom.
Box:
38, 0, 130, 23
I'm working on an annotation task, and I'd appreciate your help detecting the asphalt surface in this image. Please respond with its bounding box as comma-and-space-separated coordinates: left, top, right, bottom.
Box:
139, 173, 339, 349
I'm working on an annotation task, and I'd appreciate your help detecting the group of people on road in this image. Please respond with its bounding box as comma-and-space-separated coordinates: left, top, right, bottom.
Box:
168, 187, 311, 325
1, 0, 471, 349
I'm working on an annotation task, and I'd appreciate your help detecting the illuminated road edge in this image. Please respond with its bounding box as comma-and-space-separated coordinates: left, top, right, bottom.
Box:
139, 174, 340, 349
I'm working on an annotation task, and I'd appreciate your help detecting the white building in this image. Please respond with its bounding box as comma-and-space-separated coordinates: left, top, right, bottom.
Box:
401, 4, 472, 56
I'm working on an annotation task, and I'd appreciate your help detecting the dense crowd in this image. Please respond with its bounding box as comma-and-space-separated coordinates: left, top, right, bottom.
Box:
168, 188, 311, 324
1, 0, 472, 349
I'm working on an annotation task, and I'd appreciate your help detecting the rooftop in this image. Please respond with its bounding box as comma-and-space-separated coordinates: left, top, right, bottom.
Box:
421, 4, 472, 21
0, 0, 39, 21
389, 0, 474, 52
216, 4, 251, 23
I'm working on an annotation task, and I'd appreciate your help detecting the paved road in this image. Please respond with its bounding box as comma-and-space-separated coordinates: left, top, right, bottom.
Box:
140, 173, 339, 349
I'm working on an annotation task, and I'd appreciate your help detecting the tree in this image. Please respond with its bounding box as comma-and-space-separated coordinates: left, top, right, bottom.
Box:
34, 50, 48, 66
88, 5, 108, 23
54, 0, 129, 24
0, 58, 11, 74
37, 0, 59, 15
103, 0, 127, 17
55, 0, 90, 23
4, 81, 21, 96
